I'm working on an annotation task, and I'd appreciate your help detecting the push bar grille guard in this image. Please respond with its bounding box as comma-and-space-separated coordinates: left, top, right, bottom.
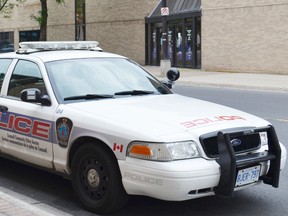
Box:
214, 125, 281, 198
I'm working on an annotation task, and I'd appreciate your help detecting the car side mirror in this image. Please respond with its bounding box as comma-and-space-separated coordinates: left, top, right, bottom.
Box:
167, 68, 180, 82
20, 88, 51, 106
162, 68, 180, 89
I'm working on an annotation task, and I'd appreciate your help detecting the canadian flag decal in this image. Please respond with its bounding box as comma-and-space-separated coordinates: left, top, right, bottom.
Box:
113, 143, 124, 153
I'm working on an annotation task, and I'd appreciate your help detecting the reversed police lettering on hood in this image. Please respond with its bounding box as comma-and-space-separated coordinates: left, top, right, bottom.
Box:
180, 116, 246, 129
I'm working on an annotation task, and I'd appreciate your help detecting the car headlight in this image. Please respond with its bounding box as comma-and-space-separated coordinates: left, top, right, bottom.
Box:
260, 132, 268, 146
127, 141, 201, 161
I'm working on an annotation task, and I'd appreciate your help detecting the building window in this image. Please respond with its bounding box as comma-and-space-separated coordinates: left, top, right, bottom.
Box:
75, 0, 86, 41
19, 30, 40, 42
0, 32, 14, 53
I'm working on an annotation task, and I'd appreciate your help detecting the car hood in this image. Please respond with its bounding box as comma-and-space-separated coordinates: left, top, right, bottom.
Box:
65, 94, 269, 141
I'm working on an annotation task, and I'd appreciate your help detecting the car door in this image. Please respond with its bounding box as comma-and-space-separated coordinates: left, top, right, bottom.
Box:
0, 59, 56, 168
0, 58, 14, 151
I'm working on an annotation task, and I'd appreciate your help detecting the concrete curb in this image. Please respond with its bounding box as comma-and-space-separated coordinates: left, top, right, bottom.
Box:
0, 186, 72, 216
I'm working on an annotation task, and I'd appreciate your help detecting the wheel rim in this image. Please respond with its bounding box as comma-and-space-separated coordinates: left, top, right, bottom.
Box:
87, 168, 100, 188
80, 158, 109, 201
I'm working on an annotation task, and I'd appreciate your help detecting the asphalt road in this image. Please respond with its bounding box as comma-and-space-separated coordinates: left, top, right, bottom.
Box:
0, 86, 287, 216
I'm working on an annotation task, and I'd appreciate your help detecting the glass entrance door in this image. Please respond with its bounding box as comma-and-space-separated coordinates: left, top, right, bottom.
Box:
175, 25, 183, 67
151, 27, 162, 65
151, 28, 158, 65
146, 16, 201, 68
185, 25, 193, 67
196, 17, 201, 68
168, 26, 174, 65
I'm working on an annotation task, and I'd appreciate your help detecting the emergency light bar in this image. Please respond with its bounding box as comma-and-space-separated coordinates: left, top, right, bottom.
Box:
17, 41, 102, 54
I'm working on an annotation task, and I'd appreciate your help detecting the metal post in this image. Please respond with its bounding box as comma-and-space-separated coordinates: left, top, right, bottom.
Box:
162, 0, 168, 60
160, 0, 171, 77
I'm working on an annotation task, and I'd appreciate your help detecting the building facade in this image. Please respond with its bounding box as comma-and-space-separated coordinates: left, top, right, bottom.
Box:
1, 0, 288, 73
202, 0, 288, 73
145, 0, 201, 69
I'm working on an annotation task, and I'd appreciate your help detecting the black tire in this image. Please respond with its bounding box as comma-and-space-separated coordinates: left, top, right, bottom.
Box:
71, 142, 129, 214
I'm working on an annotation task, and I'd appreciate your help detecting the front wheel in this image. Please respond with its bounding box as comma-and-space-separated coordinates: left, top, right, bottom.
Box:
71, 143, 128, 214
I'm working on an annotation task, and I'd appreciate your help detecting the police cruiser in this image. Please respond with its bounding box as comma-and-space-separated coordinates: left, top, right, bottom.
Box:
0, 41, 286, 213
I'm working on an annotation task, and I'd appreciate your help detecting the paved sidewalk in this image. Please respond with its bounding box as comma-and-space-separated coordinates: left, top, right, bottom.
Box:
0, 186, 72, 216
144, 66, 288, 93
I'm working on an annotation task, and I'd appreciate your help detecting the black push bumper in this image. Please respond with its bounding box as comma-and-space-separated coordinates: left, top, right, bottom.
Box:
215, 125, 281, 197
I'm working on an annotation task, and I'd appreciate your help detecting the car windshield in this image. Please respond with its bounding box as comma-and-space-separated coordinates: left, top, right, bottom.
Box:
46, 58, 170, 102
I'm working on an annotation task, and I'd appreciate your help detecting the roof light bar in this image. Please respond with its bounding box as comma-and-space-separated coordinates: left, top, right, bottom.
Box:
17, 41, 101, 54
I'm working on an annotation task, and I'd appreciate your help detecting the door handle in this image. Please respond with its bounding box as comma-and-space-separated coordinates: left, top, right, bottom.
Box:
0, 105, 8, 113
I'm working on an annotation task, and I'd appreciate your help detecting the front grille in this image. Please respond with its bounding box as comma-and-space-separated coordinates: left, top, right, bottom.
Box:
200, 133, 261, 158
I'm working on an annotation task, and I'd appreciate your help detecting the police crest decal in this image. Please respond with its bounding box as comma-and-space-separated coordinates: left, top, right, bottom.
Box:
56, 117, 73, 147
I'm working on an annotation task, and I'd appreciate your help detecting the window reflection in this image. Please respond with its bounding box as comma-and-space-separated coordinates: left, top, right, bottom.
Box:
75, 0, 86, 41
0, 32, 14, 53
46, 58, 170, 101
19, 30, 40, 42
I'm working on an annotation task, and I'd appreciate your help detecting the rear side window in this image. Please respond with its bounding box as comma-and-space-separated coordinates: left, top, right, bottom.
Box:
0, 59, 12, 91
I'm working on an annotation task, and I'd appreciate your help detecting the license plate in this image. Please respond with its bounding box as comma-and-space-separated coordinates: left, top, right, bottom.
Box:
235, 165, 261, 187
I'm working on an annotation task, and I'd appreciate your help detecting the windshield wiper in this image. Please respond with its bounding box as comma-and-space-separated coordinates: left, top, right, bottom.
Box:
64, 94, 114, 101
114, 90, 155, 96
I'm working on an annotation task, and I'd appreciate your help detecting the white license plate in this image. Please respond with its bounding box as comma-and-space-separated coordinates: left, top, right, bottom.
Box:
235, 165, 261, 187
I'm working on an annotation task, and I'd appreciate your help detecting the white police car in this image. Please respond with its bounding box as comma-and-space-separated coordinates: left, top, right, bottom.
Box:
0, 41, 286, 213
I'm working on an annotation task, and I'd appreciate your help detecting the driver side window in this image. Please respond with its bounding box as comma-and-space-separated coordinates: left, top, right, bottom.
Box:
8, 60, 47, 98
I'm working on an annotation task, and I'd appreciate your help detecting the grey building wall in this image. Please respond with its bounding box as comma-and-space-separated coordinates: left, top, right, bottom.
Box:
47, 0, 75, 41
202, 0, 288, 73
85, 0, 159, 64
0, 0, 40, 47
0, 0, 158, 65
1, 0, 288, 74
